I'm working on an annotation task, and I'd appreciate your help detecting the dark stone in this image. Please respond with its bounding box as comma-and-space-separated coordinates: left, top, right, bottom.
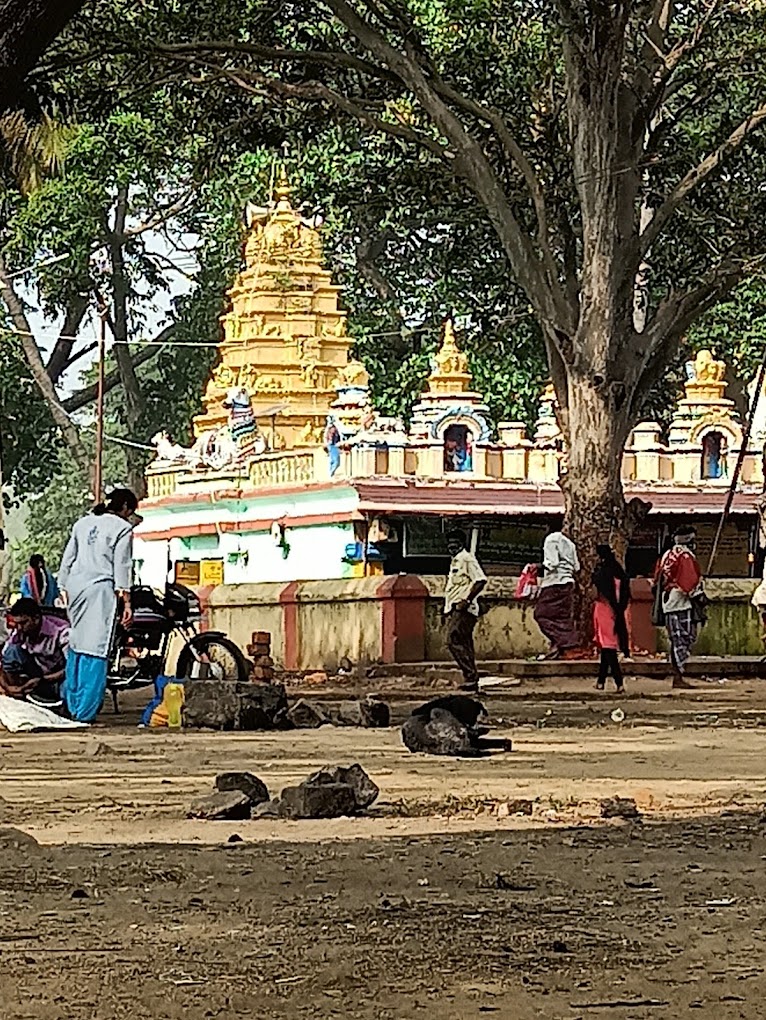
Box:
0, 827, 39, 850
70, 888, 89, 899
287, 698, 331, 729
227, 833, 244, 844
505, 798, 532, 816
336, 698, 391, 728
183, 680, 288, 731
278, 783, 357, 820
601, 796, 641, 820
303, 764, 379, 810
252, 798, 280, 819
215, 771, 269, 806
188, 790, 252, 821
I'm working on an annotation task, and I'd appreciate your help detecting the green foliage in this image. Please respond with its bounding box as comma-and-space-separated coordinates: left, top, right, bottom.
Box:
0, 330, 59, 498
10, 434, 126, 569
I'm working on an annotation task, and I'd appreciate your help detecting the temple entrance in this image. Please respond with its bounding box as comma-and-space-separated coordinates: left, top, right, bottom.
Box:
701, 430, 727, 479
444, 424, 473, 472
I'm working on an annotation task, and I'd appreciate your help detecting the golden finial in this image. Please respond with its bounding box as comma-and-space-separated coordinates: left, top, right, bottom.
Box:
274, 165, 293, 210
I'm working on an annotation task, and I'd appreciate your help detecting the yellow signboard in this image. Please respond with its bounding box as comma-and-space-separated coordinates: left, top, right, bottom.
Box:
200, 559, 224, 586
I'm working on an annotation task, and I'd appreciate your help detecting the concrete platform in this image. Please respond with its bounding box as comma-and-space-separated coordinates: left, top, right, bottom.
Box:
367, 655, 766, 682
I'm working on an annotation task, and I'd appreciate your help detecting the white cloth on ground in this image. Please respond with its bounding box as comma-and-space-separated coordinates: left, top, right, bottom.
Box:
0, 695, 87, 732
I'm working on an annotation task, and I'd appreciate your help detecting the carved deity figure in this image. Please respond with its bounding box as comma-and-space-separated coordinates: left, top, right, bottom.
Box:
690, 349, 727, 384
334, 358, 370, 390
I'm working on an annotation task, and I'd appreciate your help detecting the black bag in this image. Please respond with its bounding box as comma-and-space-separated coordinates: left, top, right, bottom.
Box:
691, 590, 709, 627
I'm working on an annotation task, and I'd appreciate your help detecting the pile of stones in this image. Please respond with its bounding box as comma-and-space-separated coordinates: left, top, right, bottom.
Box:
188, 764, 380, 821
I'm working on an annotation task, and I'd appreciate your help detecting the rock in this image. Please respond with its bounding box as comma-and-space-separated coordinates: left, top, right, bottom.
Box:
278, 782, 357, 820
304, 671, 329, 686
215, 771, 269, 806
601, 796, 641, 820
70, 888, 89, 899
183, 680, 288, 730
499, 798, 533, 817
303, 764, 379, 810
86, 741, 121, 757
188, 790, 252, 821
336, 698, 391, 728
252, 798, 281, 819
227, 833, 244, 844
0, 827, 39, 850
287, 699, 330, 729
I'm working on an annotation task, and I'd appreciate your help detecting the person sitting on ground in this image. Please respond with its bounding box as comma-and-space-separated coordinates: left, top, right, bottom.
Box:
20, 553, 60, 607
592, 544, 630, 693
0, 597, 69, 702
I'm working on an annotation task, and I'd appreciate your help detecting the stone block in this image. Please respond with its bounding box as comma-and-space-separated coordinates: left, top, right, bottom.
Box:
188, 791, 252, 821
336, 698, 391, 728
277, 783, 357, 819
183, 680, 288, 730
600, 797, 640, 820
287, 699, 331, 729
215, 772, 269, 806
303, 764, 379, 810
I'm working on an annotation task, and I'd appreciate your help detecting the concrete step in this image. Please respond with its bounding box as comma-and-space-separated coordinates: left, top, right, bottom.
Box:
367, 656, 766, 681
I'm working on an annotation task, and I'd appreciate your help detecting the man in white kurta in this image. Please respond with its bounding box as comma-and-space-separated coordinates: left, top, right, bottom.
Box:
58, 503, 134, 721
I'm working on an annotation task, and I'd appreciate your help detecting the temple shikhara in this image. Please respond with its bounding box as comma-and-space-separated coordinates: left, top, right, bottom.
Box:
134, 175, 766, 588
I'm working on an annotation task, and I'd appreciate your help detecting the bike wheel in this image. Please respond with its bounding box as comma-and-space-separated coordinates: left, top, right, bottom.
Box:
176, 634, 249, 682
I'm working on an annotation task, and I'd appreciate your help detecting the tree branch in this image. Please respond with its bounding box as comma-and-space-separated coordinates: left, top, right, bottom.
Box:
62, 328, 172, 414
322, 0, 574, 337
630, 257, 762, 414
640, 101, 766, 257
45, 292, 88, 382
0, 252, 89, 470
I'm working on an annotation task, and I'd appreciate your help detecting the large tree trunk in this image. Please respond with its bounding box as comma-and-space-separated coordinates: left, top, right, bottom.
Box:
558, 370, 638, 647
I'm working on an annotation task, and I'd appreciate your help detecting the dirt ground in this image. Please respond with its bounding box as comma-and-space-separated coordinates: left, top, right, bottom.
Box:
2, 680, 766, 1018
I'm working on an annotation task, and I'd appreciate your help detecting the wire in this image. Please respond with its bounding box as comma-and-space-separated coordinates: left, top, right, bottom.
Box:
80, 425, 156, 451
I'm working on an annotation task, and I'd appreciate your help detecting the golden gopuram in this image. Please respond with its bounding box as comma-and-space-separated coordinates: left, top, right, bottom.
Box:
192, 169, 353, 450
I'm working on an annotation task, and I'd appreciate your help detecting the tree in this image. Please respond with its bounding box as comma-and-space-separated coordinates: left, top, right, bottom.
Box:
0, 0, 87, 113
0, 111, 204, 491
124, 0, 766, 580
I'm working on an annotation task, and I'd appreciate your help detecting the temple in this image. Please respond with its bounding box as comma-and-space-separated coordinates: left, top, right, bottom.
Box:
135, 179, 766, 589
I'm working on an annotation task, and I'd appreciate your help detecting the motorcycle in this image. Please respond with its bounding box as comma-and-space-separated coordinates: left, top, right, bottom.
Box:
107, 583, 249, 711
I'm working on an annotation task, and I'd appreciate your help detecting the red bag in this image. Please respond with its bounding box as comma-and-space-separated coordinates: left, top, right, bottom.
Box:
515, 563, 539, 601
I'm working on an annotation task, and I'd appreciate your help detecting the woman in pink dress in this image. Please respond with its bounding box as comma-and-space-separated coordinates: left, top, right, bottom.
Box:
592, 544, 630, 692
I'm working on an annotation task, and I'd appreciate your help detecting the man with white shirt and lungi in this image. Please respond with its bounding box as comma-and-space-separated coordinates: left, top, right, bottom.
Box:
444, 529, 487, 693
533, 526, 581, 659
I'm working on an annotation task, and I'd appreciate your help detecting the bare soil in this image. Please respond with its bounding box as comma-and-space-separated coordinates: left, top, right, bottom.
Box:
2, 680, 766, 1018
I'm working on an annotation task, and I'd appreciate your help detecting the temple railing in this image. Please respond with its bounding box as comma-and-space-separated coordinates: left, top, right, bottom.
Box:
249, 450, 316, 487
146, 470, 180, 499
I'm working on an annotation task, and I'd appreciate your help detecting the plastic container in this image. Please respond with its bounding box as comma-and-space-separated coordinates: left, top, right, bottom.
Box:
163, 682, 184, 729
